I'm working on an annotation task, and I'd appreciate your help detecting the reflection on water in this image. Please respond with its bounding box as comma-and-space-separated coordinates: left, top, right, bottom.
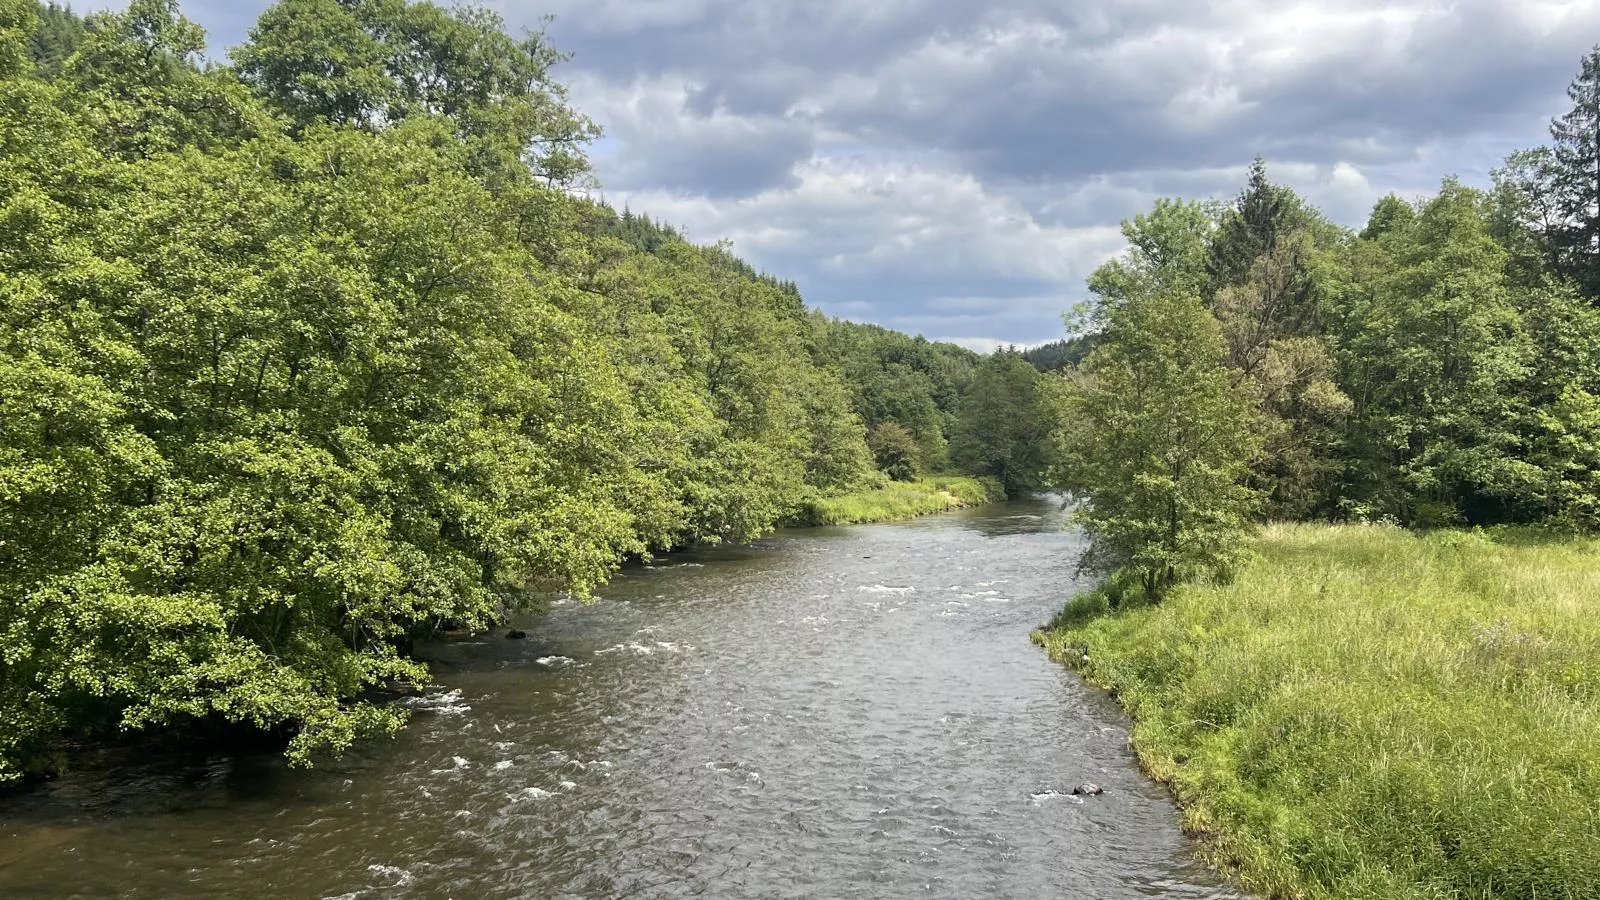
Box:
0, 497, 1239, 899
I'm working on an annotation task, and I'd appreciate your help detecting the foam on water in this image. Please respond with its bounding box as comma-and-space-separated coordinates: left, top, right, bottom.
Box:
535, 656, 574, 667
428, 756, 471, 774
859, 584, 915, 594
396, 688, 471, 716
366, 864, 415, 887
595, 640, 690, 656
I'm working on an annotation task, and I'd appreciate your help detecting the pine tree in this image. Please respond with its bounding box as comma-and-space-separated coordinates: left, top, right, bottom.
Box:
1549, 45, 1600, 296
1207, 157, 1302, 295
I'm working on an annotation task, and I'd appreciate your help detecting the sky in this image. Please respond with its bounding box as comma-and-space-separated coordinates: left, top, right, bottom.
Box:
80, 0, 1600, 351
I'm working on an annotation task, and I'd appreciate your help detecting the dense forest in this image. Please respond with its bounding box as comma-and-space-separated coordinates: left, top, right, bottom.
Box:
1055, 49, 1600, 600
0, 0, 1058, 781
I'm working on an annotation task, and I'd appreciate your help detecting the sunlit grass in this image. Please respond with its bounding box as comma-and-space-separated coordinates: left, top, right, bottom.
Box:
792, 476, 1002, 526
1036, 523, 1600, 900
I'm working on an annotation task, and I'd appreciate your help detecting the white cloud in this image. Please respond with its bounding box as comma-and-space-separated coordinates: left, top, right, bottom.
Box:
595, 156, 1125, 285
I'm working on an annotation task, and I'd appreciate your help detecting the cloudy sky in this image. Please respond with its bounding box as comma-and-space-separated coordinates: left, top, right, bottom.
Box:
82, 0, 1600, 350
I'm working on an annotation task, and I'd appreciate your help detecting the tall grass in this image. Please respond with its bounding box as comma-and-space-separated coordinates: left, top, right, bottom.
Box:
791, 476, 1003, 526
1036, 523, 1600, 900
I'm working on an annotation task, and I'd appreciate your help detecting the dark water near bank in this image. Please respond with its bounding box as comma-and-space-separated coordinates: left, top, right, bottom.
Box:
0, 497, 1238, 899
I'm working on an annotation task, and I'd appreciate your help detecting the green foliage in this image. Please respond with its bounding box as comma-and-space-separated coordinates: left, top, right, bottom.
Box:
1548, 45, 1600, 296
1086, 197, 1217, 310
1053, 288, 1261, 600
0, 0, 899, 780
1020, 335, 1096, 372
1330, 181, 1544, 524
792, 476, 1001, 526
1037, 523, 1600, 900
1041, 61, 1600, 888
1073, 102, 1600, 534
812, 317, 980, 471
1206, 157, 1321, 297
54, 0, 270, 159
1359, 192, 1417, 241
1, 0, 35, 77
950, 350, 1053, 494
867, 421, 920, 482
234, 0, 599, 184
25, 2, 81, 79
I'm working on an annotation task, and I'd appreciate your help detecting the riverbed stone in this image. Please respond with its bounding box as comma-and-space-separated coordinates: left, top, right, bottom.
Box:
1073, 783, 1103, 796
506, 630, 527, 640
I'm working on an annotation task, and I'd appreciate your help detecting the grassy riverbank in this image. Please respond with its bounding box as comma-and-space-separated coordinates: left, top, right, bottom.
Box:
1035, 523, 1600, 900
791, 476, 1003, 526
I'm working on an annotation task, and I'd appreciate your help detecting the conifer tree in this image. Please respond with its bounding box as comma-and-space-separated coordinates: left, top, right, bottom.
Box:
1549, 45, 1600, 296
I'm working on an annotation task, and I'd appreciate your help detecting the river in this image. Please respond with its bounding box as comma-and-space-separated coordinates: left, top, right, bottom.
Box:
0, 496, 1239, 899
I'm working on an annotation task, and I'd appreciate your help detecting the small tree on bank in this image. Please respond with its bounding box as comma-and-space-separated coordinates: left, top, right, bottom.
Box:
1054, 289, 1261, 602
868, 421, 921, 482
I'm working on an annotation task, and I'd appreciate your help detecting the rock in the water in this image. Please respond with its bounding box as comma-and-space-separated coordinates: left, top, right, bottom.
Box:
1072, 783, 1103, 796
506, 630, 527, 640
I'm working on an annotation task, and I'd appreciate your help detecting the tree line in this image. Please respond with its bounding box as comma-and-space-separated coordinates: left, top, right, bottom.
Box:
0, 0, 1057, 780
1056, 47, 1600, 604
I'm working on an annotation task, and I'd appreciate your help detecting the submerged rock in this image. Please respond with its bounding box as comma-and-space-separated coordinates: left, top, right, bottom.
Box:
505, 630, 527, 640
1072, 783, 1103, 796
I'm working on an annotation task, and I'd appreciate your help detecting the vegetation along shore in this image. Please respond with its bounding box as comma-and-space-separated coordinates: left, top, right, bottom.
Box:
1035, 524, 1600, 899
1036, 39, 1600, 900
788, 475, 1003, 526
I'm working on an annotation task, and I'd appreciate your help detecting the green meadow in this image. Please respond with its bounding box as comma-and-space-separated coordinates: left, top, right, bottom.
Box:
1037, 523, 1600, 900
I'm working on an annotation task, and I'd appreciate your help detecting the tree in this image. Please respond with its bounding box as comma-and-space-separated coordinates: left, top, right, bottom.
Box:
1548, 45, 1600, 296
868, 421, 920, 482
54, 0, 270, 159
950, 351, 1052, 494
1087, 197, 1216, 310
1361, 193, 1418, 241
1489, 149, 1561, 285
232, 0, 392, 128
235, 0, 599, 185
1331, 181, 1537, 525
0, 0, 35, 77
1021, 336, 1096, 372
1207, 158, 1306, 291
27, 2, 84, 78
0, 0, 904, 778
798, 369, 874, 494
1054, 289, 1261, 602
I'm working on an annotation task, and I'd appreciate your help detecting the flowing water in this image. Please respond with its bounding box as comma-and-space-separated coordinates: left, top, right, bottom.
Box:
0, 497, 1240, 899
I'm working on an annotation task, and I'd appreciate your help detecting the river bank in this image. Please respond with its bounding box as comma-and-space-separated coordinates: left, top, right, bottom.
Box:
789, 475, 1003, 525
0, 498, 1236, 899
1, 478, 1004, 787
1034, 522, 1600, 899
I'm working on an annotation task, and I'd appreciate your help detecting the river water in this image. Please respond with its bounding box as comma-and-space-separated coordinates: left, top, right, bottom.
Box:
0, 496, 1239, 899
